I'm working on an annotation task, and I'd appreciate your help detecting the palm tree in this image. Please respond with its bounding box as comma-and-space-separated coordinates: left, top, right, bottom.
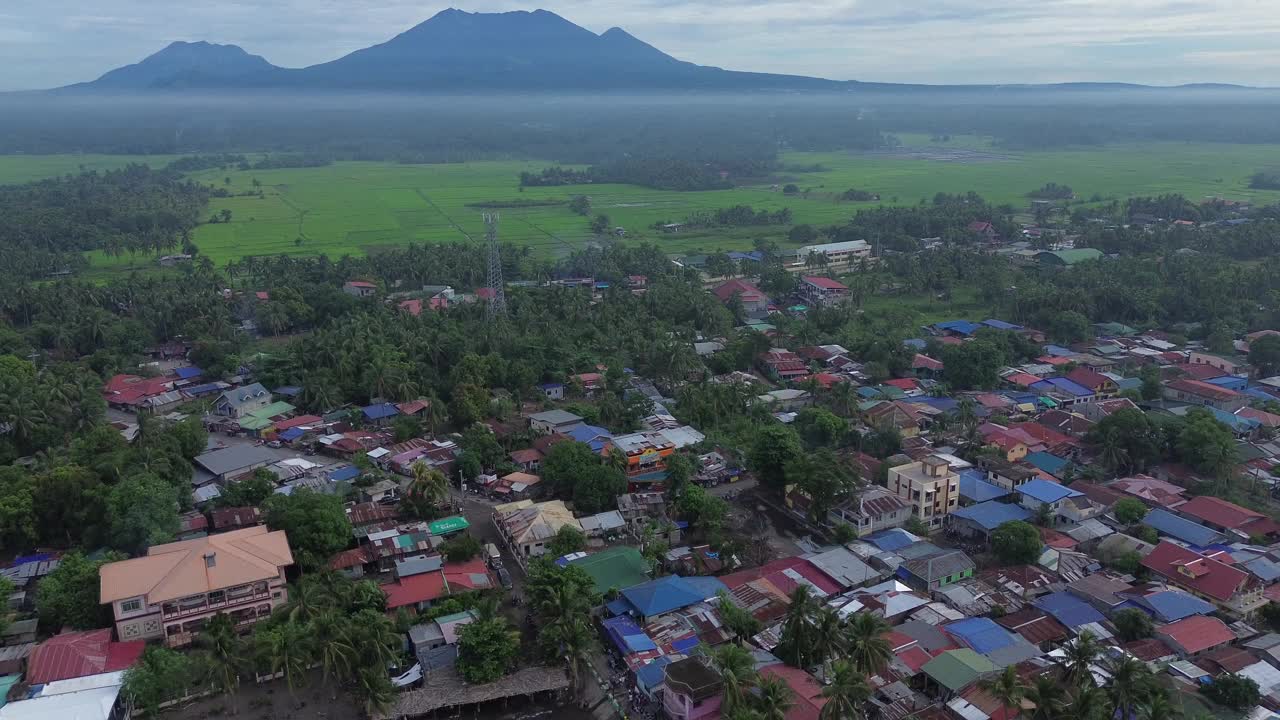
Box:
980, 666, 1026, 720
1139, 690, 1180, 720
1064, 630, 1101, 688
353, 665, 398, 716
713, 643, 759, 715
1070, 684, 1109, 720
755, 675, 795, 720
352, 609, 402, 671
280, 576, 334, 624
775, 586, 816, 669
1104, 655, 1154, 720
308, 611, 357, 684
820, 660, 872, 720
1025, 676, 1068, 720
253, 621, 313, 699
198, 614, 244, 714
843, 611, 892, 676
810, 607, 844, 676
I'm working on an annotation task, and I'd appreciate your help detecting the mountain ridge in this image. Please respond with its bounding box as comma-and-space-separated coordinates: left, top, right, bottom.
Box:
50, 8, 1261, 94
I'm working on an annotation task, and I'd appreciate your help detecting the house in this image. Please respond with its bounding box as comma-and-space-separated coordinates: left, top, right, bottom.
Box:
949, 501, 1033, 541
25, 629, 145, 685
1140, 541, 1265, 617
614, 575, 727, 621
193, 445, 279, 483
539, 382, 565, 401
662, 657, 722, 720
99, 526, 294, 647
1125, 590, 1215, 623
799, 276, 849, 307
827, 486, 913, 537
1174, 495, 1280, 540
342, 280, 377, 297
1064, 367, 1117, 397
210, 506, 263, 533
361, 402, 400, 425
968, 221, 998, 241
528, 409, 584, 434
889, 455, 960, 530
711, 279, 769, 313
757, 388, 812, 412
758, 664, 828, 720
994, 609, 1068, 650
409, 610, 477, 671
1110, 475, 1187, 507
1033, 591, 1106, 631
1016, 479, 1083, 526
1163, 378, 1249, 412
1188, 352, 1243, 375
1155, 615, 1236, 658
1065, 573, 1132, 614
899, 551, 975, 592
1028, 377, 1094, 405
759, 349, 809, 381
214, 382, 272, 418
492, 500, 582, 565
1141, 509, 1225, 546
975, 457, 1037, 492
922, 649, 996, 697
509, 448, 544, 472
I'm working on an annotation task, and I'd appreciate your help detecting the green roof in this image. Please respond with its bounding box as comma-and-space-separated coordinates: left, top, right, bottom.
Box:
240, 401, 298, 429
0, 675, 17, 708
570, 546, 651, 595
1036, 248, 1103, 266
922, 649, 996, 691
429, 516, 470, 535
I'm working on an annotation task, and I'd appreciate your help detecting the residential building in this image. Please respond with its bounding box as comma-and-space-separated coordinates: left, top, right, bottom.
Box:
1016, 479, 1084, 526
611, 431, 677, 478
797, 239, 872, 266
99, 527, 294, 647
192, 445, 279, 484
527, 409, 584, 435
1163, 378, 1249, 412
342, 280, 377, 297
214, 382, 272, 418
900, 550, 976, 592
1110, 474, 1188, 507
1174, 495, 1280, 540
662, 657, 722, 720
949, 501, 1033, 541
758, 664, 829, 720
756, 388, 812, 412
1188, 352, 1243, 375
25, 630, 145, 685
759, 349, 809, 381
1141, 541, 1265, 617
409, 610, 477, 670
889, 455, 960, 529
827, 486, 913, 537
1155, 615, 1236, 658
711, 279, 769, 314
492, 500, 582, 565
799, 276, 849, 307
976, 457, 1037, 491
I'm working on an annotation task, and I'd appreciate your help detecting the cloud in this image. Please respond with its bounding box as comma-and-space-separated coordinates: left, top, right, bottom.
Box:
1, 0, 1279, 90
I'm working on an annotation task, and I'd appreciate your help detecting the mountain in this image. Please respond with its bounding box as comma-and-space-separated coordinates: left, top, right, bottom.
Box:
63, 8, 844, 93
71, 41, 280, 90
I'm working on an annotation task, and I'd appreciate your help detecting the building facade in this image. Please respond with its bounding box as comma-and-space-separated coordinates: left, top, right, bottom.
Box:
889, 455, 960, 530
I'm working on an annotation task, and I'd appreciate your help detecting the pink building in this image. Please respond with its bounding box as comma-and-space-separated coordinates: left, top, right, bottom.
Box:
99, 527, 294, 648
662, 657, 723, 720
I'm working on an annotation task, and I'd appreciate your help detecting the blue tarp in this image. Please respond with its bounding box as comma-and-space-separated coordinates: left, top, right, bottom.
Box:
959, 470, 1010, 503
1018, 479, 1081, 504
1023, 452, 1070, 477
619, 576, 720, 617
1142, 508, 1224, 547
866, 528, 918, 551
623, 634, 658, 652
671, 636, 700, 653
936, 320, 981, 336
1043, 345, 1075, 357
951, 501, 1032, 531
635, 658, 672, 691
328, 465, 361, 482
362, 402, 400, 420
278, 427, 306, 442
1035, 591, 1105, 629
602, 615, 646, 652
943, 618, 1018, 654
175, 366, 204, 379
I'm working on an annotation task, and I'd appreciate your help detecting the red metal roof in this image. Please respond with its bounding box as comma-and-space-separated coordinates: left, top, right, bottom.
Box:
802, 276, 849, 291
26, 629, 145, 684
1004, 372, 1042, 388
712, 279, 766, 303
1065, 367, 1110, 391
398, 298, 423, 316
383, 570, 448, 609
1141, 541, 1248, 602
329, 547, 372, 570
443, 557, 493, 591
1176, 496, 1263, 531
1156, 615, 1234, 655
759, 664, 828, 720
995, 608, 1068, 646
1123, 637, 1175, 661
1166, 378, 1240, 401
1179, 364, 1227, 381
273, 415, 322, 431
913, 354, 943, 371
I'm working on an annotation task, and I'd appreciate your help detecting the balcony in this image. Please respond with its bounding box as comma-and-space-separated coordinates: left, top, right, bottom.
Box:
164, 632, 194, 648
161, 586, 273, 620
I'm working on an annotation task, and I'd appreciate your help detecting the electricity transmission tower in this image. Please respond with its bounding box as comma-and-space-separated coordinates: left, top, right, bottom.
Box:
483, 212, 507, 320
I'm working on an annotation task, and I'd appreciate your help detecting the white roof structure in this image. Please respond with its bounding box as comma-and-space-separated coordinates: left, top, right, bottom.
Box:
799, 239, 871, 255
1, 679, 122, 720
367, 447, 390, 459
806, 547, 879, 589
947, 697, 990, 720
656, 426, 705, 449
1240, 661, 1280, 695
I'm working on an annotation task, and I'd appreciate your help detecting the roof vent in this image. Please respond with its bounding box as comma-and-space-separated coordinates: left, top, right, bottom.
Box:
204, 552, 217, 568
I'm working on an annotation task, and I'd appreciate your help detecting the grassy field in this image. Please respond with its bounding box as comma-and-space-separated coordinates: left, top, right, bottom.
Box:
0, 154, 179, 185
4, 136, 1280, 277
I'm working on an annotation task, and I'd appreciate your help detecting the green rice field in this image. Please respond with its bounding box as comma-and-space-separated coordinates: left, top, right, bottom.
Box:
3, 136, 1280, 277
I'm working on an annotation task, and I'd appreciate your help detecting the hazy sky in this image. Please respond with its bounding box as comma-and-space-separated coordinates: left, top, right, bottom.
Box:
4, 0, 1280, 90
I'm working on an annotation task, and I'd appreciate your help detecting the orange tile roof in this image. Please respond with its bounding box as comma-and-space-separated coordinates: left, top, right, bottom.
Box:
100, 526, 293, 604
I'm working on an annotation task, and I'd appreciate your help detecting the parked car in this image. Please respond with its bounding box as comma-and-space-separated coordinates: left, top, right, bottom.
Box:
497, 567, 512, 589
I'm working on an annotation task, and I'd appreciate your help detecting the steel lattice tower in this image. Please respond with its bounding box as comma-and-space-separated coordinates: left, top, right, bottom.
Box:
483, 212, 507, 319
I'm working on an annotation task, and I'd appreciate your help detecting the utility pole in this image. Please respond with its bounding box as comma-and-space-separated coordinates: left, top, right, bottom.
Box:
484, 212, 507, 320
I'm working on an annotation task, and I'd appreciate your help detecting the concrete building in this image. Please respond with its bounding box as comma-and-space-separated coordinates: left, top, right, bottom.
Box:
492, 500, 582, 566
889, 454, 960, 530
828, 486, 913, 537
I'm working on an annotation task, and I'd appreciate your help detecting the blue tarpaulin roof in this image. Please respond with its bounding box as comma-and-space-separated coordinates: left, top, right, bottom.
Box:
175, 366, 204, 379
619, 576, 722, 617
278, 427, 306, 442
602, 615, 646, 652
1133, 590, 1215, 622
1018, 479, 1082, 504
866, 528, 919, 551
959, 470, 1010, 503
1035, 591, 1105, 628
635, 658, 672, 690
936, 320, 981, 335
943, 617, 1018, 655
1142, 508, 1224, 547
362, 402, 399, 420
328, 465, 361, 482
624, 634, 658, 652
671, 636, 700, 653
1023, 452, 1070, 477
951, 501, 1032, 531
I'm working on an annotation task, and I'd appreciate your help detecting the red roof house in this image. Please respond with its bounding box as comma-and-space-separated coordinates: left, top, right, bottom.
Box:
1065, 367, 1114, 394
383, 570, 448, 610
759, 664, 828, 720
712, 279, 767, 306
1176, 496, 1280, 538
1140, 541, 1256, 605
26, 629, 145, 684
1155, 615, 1235, 657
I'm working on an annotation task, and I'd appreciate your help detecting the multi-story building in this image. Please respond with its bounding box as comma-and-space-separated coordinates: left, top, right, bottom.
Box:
99, 527, 294, 648
662, 657, 723, 720
799, 276, 850, 307
889, 454, 960, 530
827, 486, 913, 537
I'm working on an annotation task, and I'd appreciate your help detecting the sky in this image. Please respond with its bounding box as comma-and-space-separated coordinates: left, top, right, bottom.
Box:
3, 0, 1280, 90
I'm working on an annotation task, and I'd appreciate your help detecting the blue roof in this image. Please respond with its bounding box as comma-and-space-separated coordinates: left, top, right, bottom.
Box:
936, 320, 981, 335
1135, 590, 1215, 622
566, 424, 613, 452
959, 469, 1011, 503
683, 576, 729, 599
1018, 479, 1081, 504
362, 402, 399, 420
1245, 387, 1280, 402
539, 382, 564, 390
278, 427, 306, 442
175, 366, 204, 379
728, 251, 765, 262
1043, 345, 1074, 357
982, 319, 1022, 331
1142, 508, 1224, 547
857, 386, 884, 399
913, 396, 959, 413
273, 385, 303, 397
184, 383, 223, 396
619, 576, 716, 617
671, 636, 701, 653
866, 528, 919, 551
635, 658, 672, 690
1029, 377, 1094, 397
944, 618, 1018, 655
602, 615, 646, 652
328, 465, 361, 482
1184, 405, 1258, 433
1035, 591, 1105, 629
951, 501, 1033, 531
624, 634, 658, 652
903, 338, 927, 350
1205, 376, 1247, 390
1116, 377, 1142, 391
1023, 452, 1070, 477
1243, 557, 1280, 583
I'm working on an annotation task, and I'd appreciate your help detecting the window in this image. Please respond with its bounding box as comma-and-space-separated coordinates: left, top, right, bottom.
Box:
120, 598, 143, 613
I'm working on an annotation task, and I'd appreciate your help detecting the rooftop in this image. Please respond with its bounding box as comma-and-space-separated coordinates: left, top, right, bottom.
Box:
25, 629, 144, 685
1141, 541, 1250, 602
1157, 615, 1235, 655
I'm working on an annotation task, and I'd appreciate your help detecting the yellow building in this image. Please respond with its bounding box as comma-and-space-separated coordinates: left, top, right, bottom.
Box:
889, 455, 959, 531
